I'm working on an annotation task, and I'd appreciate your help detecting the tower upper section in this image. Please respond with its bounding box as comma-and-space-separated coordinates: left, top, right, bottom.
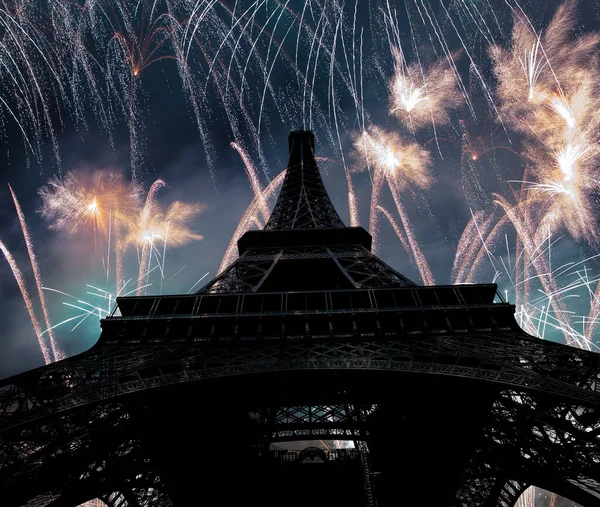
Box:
264, 131, 345, 230
198, 130, 414, 293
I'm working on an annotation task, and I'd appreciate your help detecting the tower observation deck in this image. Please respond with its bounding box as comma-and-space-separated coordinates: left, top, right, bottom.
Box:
1, 131, 600, 507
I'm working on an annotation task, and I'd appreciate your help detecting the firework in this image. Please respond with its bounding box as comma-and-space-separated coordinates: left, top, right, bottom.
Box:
218, 169, 287, 274
9, 184, 62, 361
104, 1, 181, 179
39, 170, 142, 293
130, 179, 204, 295
39, 170, 141, 236
490, 0, 599, 121
389, 48, 462, 131
0, 240, 52, 364
353, 128, 432, 191
489, 0, 600, 241
231, 141, 270, 223
132, 198, 205, 249
352, 127, 434, 284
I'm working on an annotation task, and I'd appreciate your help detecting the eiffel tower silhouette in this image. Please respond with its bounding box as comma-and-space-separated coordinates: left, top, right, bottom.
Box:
1, 131, 600, 507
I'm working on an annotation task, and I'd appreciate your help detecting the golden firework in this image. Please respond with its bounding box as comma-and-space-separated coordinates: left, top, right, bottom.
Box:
39, 170, 142, 236
352, 127, 432, 191
490, 1, 600, 243
389, 48, 462, 131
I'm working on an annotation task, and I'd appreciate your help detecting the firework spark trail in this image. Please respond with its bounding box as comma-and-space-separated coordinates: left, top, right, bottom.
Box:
99, 1, 181, 180
132, 179, 204, 295
197, 0, 292, 153
0, 240, 52, 364
495, 194, 579, 347
327, 10, 360, 227
136, 179, 166, 295
463, 212, 512, 285
303, 7, 327, 129
231, 140, 270, 223
511, 258, 600, 347
346, 172, 359, 227
180, 0, 298, 180
413, 0, 478, 120
115, 217, 126, 296
263, 0, 362, 135
256, 3, 300, 138
51, 1, 115, 145
585, 280, 600, 341
514, 163, 535, 313
453, 187, 595, 348
44, 285, 114, 334
0, 4, 65, 167
234, 0, 284, 104
368, 168, 386, 255
377, 205, 411, 257
187, 272, 210, 294
387, 177, 435, 285
451, 210, 498, 283
219, 169, 286, 274
9, 184, 61, 361
42, 261, 162, 335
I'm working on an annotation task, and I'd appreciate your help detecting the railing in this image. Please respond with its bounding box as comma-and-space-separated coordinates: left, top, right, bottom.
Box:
271, 448, 359, 463
99, 300, 520, 346
109, 284, 504, 319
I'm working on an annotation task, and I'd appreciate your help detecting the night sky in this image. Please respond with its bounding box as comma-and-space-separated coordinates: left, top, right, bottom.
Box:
0, 0, 597, 406
0, 2, 598, 505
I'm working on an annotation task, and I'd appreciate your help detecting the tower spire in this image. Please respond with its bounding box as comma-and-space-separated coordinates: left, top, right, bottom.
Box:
265, 131, 345, 230
198, 131, 415, 293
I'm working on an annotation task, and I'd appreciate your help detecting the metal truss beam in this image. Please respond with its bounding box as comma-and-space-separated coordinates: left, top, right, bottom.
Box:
198, 246, 415, 294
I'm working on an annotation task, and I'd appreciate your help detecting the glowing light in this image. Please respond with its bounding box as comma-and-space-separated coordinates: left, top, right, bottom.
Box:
353, 127, 434, 285
555, 143, 587, 181
392, 80, 428, 113
88, 197, 99, 212
39, 171, 141, 237
131, 179, 205, 295
353, 127, 432, 190
550, 95, 576, 128
389, 48, 462, 130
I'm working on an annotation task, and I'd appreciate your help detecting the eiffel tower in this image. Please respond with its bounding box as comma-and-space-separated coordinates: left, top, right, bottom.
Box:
1, 131, 600, 507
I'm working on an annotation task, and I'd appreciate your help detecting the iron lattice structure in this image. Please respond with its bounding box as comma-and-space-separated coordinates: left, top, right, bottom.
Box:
1, 131, 600, 507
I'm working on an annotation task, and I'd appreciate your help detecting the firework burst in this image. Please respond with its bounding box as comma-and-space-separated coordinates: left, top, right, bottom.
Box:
129, 179, 205, 295
353, 127, 434, 284
389, 48, 462, 131
490, 0, 599, 120
490, 1, 600, 247
353, 127, 432, 190
39, 170, 141, 237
